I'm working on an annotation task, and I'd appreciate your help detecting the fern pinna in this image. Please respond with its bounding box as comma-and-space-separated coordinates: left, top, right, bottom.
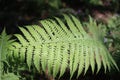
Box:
8, 14, 119, 79
0, 29, 20, 80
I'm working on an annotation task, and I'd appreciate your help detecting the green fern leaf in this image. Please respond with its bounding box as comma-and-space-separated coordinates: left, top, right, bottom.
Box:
0, 29, 13, 61
8, 14, 119, 79
14, 34, 28, 46
107, 52, 119, 71
70, 14, 88, 36
70, 43, 79, 79
13, 47, 20, 60
89, 42, 95, 74
69, 43, 75, 78
33, 46, 41, 72
77, 41, 84, 78
19, 27, 35, 44
55, 17, 72, 38
47, 43, 55, 75
40, 20, 56, 40
26, 26, 42, 42
53, 43, 62, 77
19, 47, 26, 62
84, 43, 90, 75
41, 44, 48, 72
33, 25, 50, 40
95, 43, 101, 73
0, 29, 15, 78
26, 46, 33, 70
59, 44, 68, 78
64, 14, 79, 38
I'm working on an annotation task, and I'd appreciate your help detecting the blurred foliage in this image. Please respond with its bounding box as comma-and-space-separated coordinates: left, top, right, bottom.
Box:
105, 16, 120, 53
2, 73, 19, 80
0, 29, 20, 80
102, 15, 120, 79
100, 16, 120, 70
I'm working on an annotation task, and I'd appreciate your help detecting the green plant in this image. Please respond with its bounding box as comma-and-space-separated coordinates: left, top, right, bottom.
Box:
104, 16, 120, 67
7, 14, 119, 79
96, 15, 120, 79
0, 29, 19, 80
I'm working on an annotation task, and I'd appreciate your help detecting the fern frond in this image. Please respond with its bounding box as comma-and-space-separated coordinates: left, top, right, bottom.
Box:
77, 41, 84, 78
48, 43, 55, 75
0, 29, 15, 79
89, 43, 95, 74
0, 29, 14, 61
53, 43, 62, 77
33, 46, 41, 72
70, 43, 79, 78
59, 43, 69, 78
84, 42, 90, 75
26, 46, 34, 70
41, 44, 48, 72
9, 14, 119, 79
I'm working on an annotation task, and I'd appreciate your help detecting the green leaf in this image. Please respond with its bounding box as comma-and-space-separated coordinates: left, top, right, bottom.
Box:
53, 43, 62, 77
41, 44, 48, 72
77, 41, 84, 78
26, 46, 33, 70
34, 47, 41, 72
8, 15, 119, 79
59, 44, 68, 78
